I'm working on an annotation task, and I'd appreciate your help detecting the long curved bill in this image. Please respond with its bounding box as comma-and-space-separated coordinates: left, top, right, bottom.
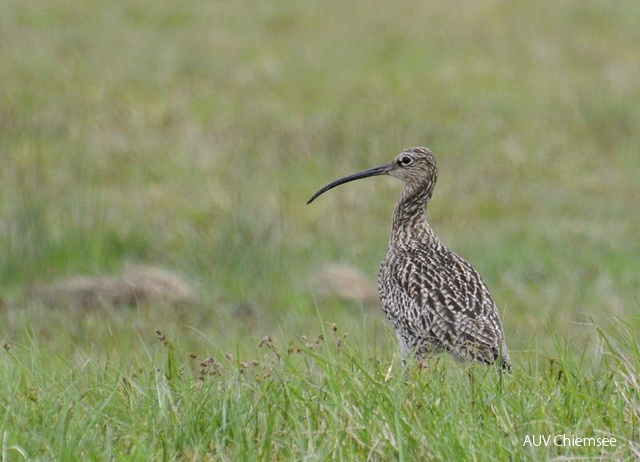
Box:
307, 162, 394, 204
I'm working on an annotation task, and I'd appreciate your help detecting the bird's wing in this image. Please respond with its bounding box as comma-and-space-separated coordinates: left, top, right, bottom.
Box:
384, 248, 508, 365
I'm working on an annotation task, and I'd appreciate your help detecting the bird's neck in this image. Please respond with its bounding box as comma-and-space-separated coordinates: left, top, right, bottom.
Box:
390, 186, 437, 246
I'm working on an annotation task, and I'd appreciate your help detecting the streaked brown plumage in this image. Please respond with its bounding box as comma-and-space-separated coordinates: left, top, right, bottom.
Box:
308, 147, 510, 369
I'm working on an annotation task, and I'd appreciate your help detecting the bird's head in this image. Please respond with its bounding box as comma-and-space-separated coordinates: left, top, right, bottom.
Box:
307, 147, 438, 204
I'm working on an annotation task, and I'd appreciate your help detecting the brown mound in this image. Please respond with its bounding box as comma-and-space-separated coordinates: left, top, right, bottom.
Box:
314, 263, 379, 305
28, 265, 193, 309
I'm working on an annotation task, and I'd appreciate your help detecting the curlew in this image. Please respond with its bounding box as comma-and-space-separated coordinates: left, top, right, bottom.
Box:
307, 147, 510, 369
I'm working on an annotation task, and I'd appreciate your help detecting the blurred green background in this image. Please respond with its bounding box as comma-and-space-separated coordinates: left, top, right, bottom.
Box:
1, 0, 639, 363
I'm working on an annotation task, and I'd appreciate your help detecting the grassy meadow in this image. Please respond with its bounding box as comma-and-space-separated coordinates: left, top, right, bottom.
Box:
1, 0, 639, 459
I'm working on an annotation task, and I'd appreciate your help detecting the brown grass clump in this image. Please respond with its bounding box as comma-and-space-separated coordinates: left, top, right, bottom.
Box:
314, 263, 379, 306
28, 265, 193, 309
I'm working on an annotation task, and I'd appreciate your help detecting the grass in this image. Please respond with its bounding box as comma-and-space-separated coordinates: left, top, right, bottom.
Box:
2, 319, 639, 460
1, 0, 640, 459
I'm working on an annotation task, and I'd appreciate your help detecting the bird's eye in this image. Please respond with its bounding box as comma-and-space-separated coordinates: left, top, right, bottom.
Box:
400, 156, 413, 166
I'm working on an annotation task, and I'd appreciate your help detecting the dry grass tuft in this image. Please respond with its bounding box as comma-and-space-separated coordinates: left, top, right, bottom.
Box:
314, 263, 379, 305
27, 265, 193, 309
